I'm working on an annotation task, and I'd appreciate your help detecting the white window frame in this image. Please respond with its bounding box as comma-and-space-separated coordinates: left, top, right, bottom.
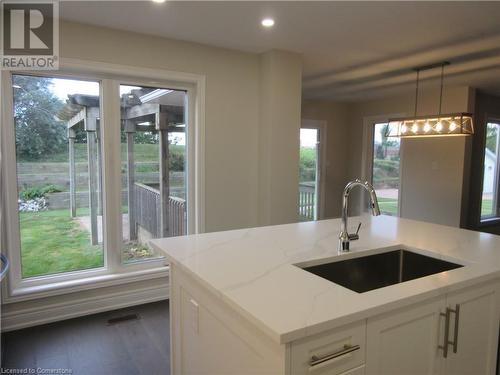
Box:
361, 114, 405, 217
300, 119, 327, 220
0, 58, 206, 303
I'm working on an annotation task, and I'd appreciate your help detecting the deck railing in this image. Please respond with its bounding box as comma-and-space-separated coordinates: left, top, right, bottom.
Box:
134, 182, 186, 237
168, 196, 187, 237
298, 183, 316, 220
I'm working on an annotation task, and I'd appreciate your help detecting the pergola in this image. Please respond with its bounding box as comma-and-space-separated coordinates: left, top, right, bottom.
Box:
58, 89, 185, 245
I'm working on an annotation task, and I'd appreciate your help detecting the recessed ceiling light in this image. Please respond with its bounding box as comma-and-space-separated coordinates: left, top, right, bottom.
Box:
152, 0, 166, 3
261, 18, 275, 27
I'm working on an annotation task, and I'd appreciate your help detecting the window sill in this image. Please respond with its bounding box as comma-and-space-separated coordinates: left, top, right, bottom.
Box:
478, 217, 500, 227
4, 265, 170, 304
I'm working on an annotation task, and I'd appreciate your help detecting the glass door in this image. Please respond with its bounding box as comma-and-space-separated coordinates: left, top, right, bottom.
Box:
299, 126, 321, 221
119, 84, 188, 263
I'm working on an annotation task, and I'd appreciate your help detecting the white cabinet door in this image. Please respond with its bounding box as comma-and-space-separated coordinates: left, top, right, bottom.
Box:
366, 297, 446, 375
444, 282, 500, 375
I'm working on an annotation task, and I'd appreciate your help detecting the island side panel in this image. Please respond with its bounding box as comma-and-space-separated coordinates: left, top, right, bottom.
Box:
169, 263, 287, 374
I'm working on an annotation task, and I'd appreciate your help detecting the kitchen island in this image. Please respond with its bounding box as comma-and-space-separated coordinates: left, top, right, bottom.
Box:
151, 215, 500, 375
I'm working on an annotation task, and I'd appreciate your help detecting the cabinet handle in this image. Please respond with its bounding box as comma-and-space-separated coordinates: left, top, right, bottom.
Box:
439, 304, 460, 358
450, 304, 460, 353
309, 344, 360, 367
439, 308, 451, 358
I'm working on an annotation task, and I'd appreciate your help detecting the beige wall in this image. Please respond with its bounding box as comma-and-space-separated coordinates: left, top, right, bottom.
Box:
301, 100, 351, 218
60, 21, 302, 232
259, 51, 303, 225
399, 136, 469, 226
345, 86, 474, 226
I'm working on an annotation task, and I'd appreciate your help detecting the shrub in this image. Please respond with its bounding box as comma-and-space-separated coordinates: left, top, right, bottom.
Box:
19, 187, 44, 201
373, 159, 399, 176
40, 184, 63, 194
19, 184, 62, 200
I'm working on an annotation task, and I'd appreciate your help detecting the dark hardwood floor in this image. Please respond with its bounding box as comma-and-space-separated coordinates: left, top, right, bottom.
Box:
2, 300, 170, 375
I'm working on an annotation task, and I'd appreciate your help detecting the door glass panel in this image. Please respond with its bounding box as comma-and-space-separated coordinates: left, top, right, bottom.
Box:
120, 85, 187, 263
372, 123, 401, 216
481, 122, 500, 221
299, 128, 319, 221
13, 74, 103, 278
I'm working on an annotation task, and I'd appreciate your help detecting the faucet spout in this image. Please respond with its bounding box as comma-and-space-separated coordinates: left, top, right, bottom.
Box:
339, 179, 380, 252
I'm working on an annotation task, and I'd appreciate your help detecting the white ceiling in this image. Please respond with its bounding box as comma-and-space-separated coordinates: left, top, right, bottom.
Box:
61, 1, 500, 101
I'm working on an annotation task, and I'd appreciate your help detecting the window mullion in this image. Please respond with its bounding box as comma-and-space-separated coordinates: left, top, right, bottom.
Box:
100, 79, 122, 271
1, 71, 22, 292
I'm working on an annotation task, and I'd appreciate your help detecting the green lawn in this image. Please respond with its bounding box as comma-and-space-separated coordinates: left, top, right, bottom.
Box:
20, 209, 103, 278
379, 198, 494, 218
481, 199, 493, 217
378, 197, 398, 216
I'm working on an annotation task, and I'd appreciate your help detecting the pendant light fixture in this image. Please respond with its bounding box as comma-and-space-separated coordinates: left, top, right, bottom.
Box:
386, 62, 473, 138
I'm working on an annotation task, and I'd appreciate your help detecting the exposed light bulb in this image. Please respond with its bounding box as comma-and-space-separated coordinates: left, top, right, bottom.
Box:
412, 123, 419, 133
449, 121, 457, 131
435, 121, 443, 132
423, 122, 431, 133
261, 18, 275, 27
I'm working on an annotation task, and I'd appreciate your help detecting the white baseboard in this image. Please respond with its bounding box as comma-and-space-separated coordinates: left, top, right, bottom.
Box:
1, 282, 169, 332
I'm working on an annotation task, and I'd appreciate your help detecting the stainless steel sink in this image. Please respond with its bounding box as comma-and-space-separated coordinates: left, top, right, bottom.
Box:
301, 249, 463, 293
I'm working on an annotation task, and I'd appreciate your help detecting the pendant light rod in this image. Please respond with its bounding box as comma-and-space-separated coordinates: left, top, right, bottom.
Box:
414, 69, 420, 118
438, 63, 446, 115
412, 61, 450, 119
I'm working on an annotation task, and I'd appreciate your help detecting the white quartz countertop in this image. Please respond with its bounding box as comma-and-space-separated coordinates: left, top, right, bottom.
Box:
150, 216, 500, 344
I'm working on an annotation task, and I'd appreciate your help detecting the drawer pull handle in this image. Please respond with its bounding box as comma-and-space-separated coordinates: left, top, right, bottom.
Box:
309, 344, 360, 367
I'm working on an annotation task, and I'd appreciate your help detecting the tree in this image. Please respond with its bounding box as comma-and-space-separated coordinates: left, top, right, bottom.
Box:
486, 124, 498, 153
379, 123, 397, 159
13, 75, 66, 160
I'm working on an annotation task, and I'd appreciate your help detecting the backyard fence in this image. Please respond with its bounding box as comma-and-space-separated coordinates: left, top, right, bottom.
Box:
299, 183, 316, 220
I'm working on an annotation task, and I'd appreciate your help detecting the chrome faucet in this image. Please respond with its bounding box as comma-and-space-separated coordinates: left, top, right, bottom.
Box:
339, 179, 381, 252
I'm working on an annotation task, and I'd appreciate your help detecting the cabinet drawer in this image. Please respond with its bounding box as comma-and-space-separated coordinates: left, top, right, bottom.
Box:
290, 321, 366, 375
339, 365, 365, 375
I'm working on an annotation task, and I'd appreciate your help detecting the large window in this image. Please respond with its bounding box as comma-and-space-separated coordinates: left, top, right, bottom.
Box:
372, 122, 401, 216
481, 121, 500, 221
13, 74, 103, 278
1, 66, 200, 295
